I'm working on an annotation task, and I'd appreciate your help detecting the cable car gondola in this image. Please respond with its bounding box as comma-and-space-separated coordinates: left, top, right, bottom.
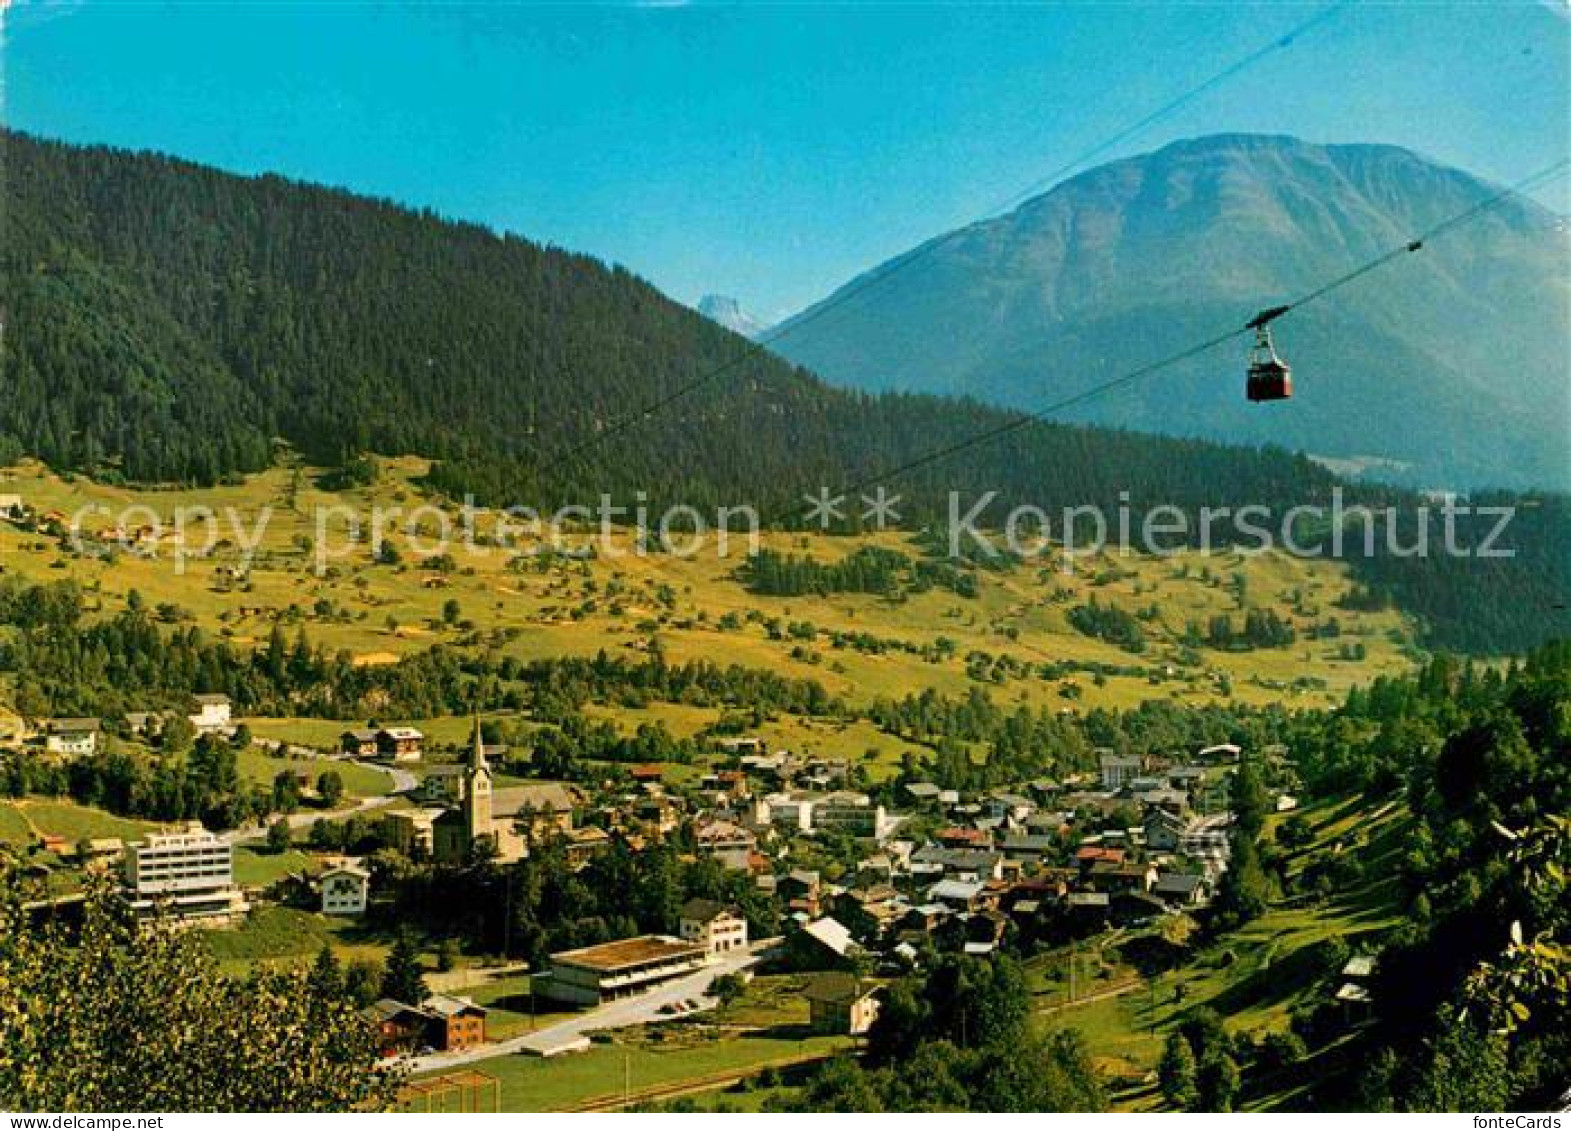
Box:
1245, 307, 1292, 402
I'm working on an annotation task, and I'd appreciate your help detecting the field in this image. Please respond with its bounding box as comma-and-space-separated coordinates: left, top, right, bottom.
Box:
235, 745, 393, 796
201, 905, 399, 973
0, 798, 160, 845
0, 459, 1415, 732
411, 1029, 849, 1113
232, 846, 314, 888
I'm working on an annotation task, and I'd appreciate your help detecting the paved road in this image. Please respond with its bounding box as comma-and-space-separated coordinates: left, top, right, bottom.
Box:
221, 758, 411, 846
408, 941, 774, 1074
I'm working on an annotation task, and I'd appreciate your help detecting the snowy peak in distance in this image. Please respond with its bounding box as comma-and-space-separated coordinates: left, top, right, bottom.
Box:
697, 294, 769, 340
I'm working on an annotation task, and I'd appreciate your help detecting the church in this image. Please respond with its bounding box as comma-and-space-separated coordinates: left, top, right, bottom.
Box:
432, 719, 577, 865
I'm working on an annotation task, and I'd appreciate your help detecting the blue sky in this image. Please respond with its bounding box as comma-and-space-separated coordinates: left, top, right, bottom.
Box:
4, 2, 1566, 318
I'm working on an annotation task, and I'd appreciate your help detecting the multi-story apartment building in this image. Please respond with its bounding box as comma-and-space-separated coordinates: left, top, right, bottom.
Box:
123, 823, 247, 924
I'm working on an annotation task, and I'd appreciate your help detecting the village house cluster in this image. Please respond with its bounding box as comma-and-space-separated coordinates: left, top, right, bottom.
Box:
3, 674, 1297, 1061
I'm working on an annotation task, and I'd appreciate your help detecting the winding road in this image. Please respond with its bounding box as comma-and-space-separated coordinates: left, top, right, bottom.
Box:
221, 758, 414, 846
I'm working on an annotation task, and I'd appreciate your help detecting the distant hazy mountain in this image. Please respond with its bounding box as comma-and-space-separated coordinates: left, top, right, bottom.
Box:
697, 294, 769, 339
773, 134, 1569, 491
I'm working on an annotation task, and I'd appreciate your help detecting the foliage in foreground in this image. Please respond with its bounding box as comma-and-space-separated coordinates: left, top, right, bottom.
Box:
0, 869, 400, 1112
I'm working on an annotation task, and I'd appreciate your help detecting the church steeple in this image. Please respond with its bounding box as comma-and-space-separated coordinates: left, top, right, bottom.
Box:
469, 712, 488, 771
464, 712, 493, 842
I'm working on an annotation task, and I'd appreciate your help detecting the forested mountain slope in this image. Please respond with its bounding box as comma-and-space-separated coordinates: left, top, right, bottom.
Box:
0, 130, 1564, 652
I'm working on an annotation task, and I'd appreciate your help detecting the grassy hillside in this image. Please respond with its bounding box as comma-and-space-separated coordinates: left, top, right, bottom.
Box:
1036, 794, 1408, 1111
0, 458, 1416, 728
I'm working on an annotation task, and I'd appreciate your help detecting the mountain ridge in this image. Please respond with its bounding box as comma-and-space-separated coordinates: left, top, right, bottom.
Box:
771, 133, 1569, 491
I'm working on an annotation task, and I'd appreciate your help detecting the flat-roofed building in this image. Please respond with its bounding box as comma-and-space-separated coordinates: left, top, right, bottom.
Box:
541, 936, 707, 1006
123, 823, 247, 923
814, 791, 894, 841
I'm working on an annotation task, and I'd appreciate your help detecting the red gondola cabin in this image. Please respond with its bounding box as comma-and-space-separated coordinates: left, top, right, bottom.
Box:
1246, 324, 1292, 402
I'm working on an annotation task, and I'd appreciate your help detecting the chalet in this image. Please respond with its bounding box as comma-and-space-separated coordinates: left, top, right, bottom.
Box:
422, 994, 488, 1051
188, 694, 232, 734
786, 916, 858, 970
380, 808, 445, 856
797, 758, 848, 790
776, 869, 822, 914
1026, 778, 1063, 800
629, 794, 679, 835
61, 837, 124, 871
805, 973, 881, 1036
1198, 743, 1242, 764
739, 750, 795, 784
629, 764, 665, 785
339, 729, 380, 759
1025, 810, 1073, 837
562, 826, 611, 868
901, 903, 951, 936
983, 793, 1035, 824
694, 818, 756, 870
964, 909, 1008, 947
124, 712, 162, 738
999, 833, 1057, 863
699, 769, 750, 799
833, 885, 905, 941
364, 999, 432, 1058
909, 846, 1004, 882
0, 494, 24, 520
903, 781, 943, 805
0, 710, 25, 747
1333, 955, 1378, 1019
320, 863, 371, 917
416, 763, 469, 804
936, 826, 992, 850
677, 898, 749, 956
1098, 752, 1142, 791
376, 727, 424, 762
1144, 808, 1188, 853
1180, 815, 1233, 862
1074, 844, 1127, 870
1135, 788, 1191, 813
1152, 871, 1208, 908
716, 736, 768, 758
928, 878, 985, 912
45, 718, 100, 757
1086, 863, 1156, 895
